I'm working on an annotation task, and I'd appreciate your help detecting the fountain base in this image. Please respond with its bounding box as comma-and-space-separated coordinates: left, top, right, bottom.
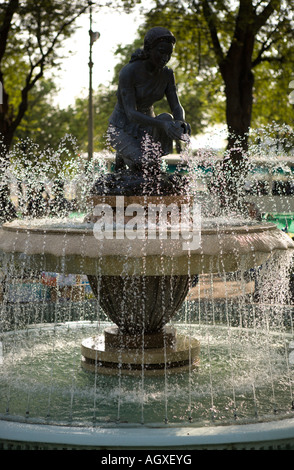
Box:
81, 326, 200, 376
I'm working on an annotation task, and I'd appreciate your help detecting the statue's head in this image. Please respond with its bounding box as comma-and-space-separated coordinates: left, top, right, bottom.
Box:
130, 27, 176, 63
143, 27, 176, 52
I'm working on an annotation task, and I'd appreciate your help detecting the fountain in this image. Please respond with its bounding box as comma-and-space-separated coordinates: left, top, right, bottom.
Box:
0, 28, 294, 450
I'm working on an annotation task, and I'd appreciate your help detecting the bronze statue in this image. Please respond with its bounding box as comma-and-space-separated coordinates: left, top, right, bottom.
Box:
92, 27, 191, 196
109, 26, 191, 173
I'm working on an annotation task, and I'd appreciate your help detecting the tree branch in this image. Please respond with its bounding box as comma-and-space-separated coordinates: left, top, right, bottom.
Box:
16, 3, 88, 123
0, 0, 19, 63
252, 35, 280, 67
252, 13, 290, 67
201, 0, 224, 66
253, 0, 281, 33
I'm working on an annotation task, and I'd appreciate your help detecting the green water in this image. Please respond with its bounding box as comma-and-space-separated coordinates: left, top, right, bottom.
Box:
263, 213, 294, 236
1, 321, 293, 428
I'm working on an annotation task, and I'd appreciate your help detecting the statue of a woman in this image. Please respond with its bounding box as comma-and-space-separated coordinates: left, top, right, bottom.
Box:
108, 26, 191, 174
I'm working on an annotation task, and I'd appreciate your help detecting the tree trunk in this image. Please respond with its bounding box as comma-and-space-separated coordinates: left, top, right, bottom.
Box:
222, 29, 255, 163
224, 69, 254, 160
0, 70, 32, 158
0, 72, 12, 157
0, 0, 19, 157
218, 29, 255, 207
217, 73, 254, 209
0, 109, 19, 159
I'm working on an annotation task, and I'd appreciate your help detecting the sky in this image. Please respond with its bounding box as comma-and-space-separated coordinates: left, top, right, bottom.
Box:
53, 5, 145, 109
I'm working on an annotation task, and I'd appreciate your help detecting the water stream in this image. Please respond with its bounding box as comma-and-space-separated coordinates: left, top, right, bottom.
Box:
0, 124, 294, 443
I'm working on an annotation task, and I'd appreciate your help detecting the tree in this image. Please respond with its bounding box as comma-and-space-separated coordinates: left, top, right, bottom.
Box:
0, 0, 144, 159
141, 0, 294, 203
0, 0, 92, 157
13, 77, 73, 149
146, 1, 294, 152
199, 0, 294, 163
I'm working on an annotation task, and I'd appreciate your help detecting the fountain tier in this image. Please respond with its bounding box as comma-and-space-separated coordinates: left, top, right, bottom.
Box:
0, 217, 292, 276
1, 214, 293, 375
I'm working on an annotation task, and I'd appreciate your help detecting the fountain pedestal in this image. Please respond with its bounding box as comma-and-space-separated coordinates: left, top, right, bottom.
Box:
81, 326, 200, 376
80, 194, 201, 375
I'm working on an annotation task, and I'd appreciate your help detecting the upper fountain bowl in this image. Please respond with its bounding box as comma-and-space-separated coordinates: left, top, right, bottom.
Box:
0, 214, 293, 276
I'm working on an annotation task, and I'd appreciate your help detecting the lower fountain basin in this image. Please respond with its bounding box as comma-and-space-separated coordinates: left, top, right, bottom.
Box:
0, 213, 293, 449
1, 418, 294, 450
0, 320, 294, 449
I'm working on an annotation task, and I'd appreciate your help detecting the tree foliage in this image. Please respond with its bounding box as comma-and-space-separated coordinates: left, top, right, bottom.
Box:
0, 0, 92, 156
142, 1, 294, 153
3, 0, 294, 166
62, 84, 117, 153
13, 78, 68, 147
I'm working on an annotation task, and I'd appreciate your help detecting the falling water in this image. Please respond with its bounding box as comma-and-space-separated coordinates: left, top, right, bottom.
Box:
0, 124, 293, 433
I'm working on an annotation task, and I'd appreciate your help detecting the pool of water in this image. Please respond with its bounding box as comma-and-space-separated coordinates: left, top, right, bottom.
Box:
1, 321, 293, 428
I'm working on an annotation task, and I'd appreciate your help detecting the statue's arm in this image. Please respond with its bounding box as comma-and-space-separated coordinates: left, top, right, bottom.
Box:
120, 86, 154, 127
165, 70, 185, 120
165, 70, 191, 135
119, 66, 190, 140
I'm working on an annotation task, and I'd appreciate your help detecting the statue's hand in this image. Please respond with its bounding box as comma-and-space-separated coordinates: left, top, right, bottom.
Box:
180, 121, 191, 136
159, 118, 191, 141
173, 121, 191, 141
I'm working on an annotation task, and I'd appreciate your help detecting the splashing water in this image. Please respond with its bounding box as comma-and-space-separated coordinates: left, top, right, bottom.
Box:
0, 124, 294, 435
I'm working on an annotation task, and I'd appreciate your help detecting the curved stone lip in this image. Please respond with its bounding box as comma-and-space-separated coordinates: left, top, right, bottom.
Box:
1, 219, 281, 236
1, 416, 294, 450
2, 220, 94, 236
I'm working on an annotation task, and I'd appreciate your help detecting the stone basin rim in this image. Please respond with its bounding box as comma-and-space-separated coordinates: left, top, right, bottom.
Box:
1, 220, 281, 236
